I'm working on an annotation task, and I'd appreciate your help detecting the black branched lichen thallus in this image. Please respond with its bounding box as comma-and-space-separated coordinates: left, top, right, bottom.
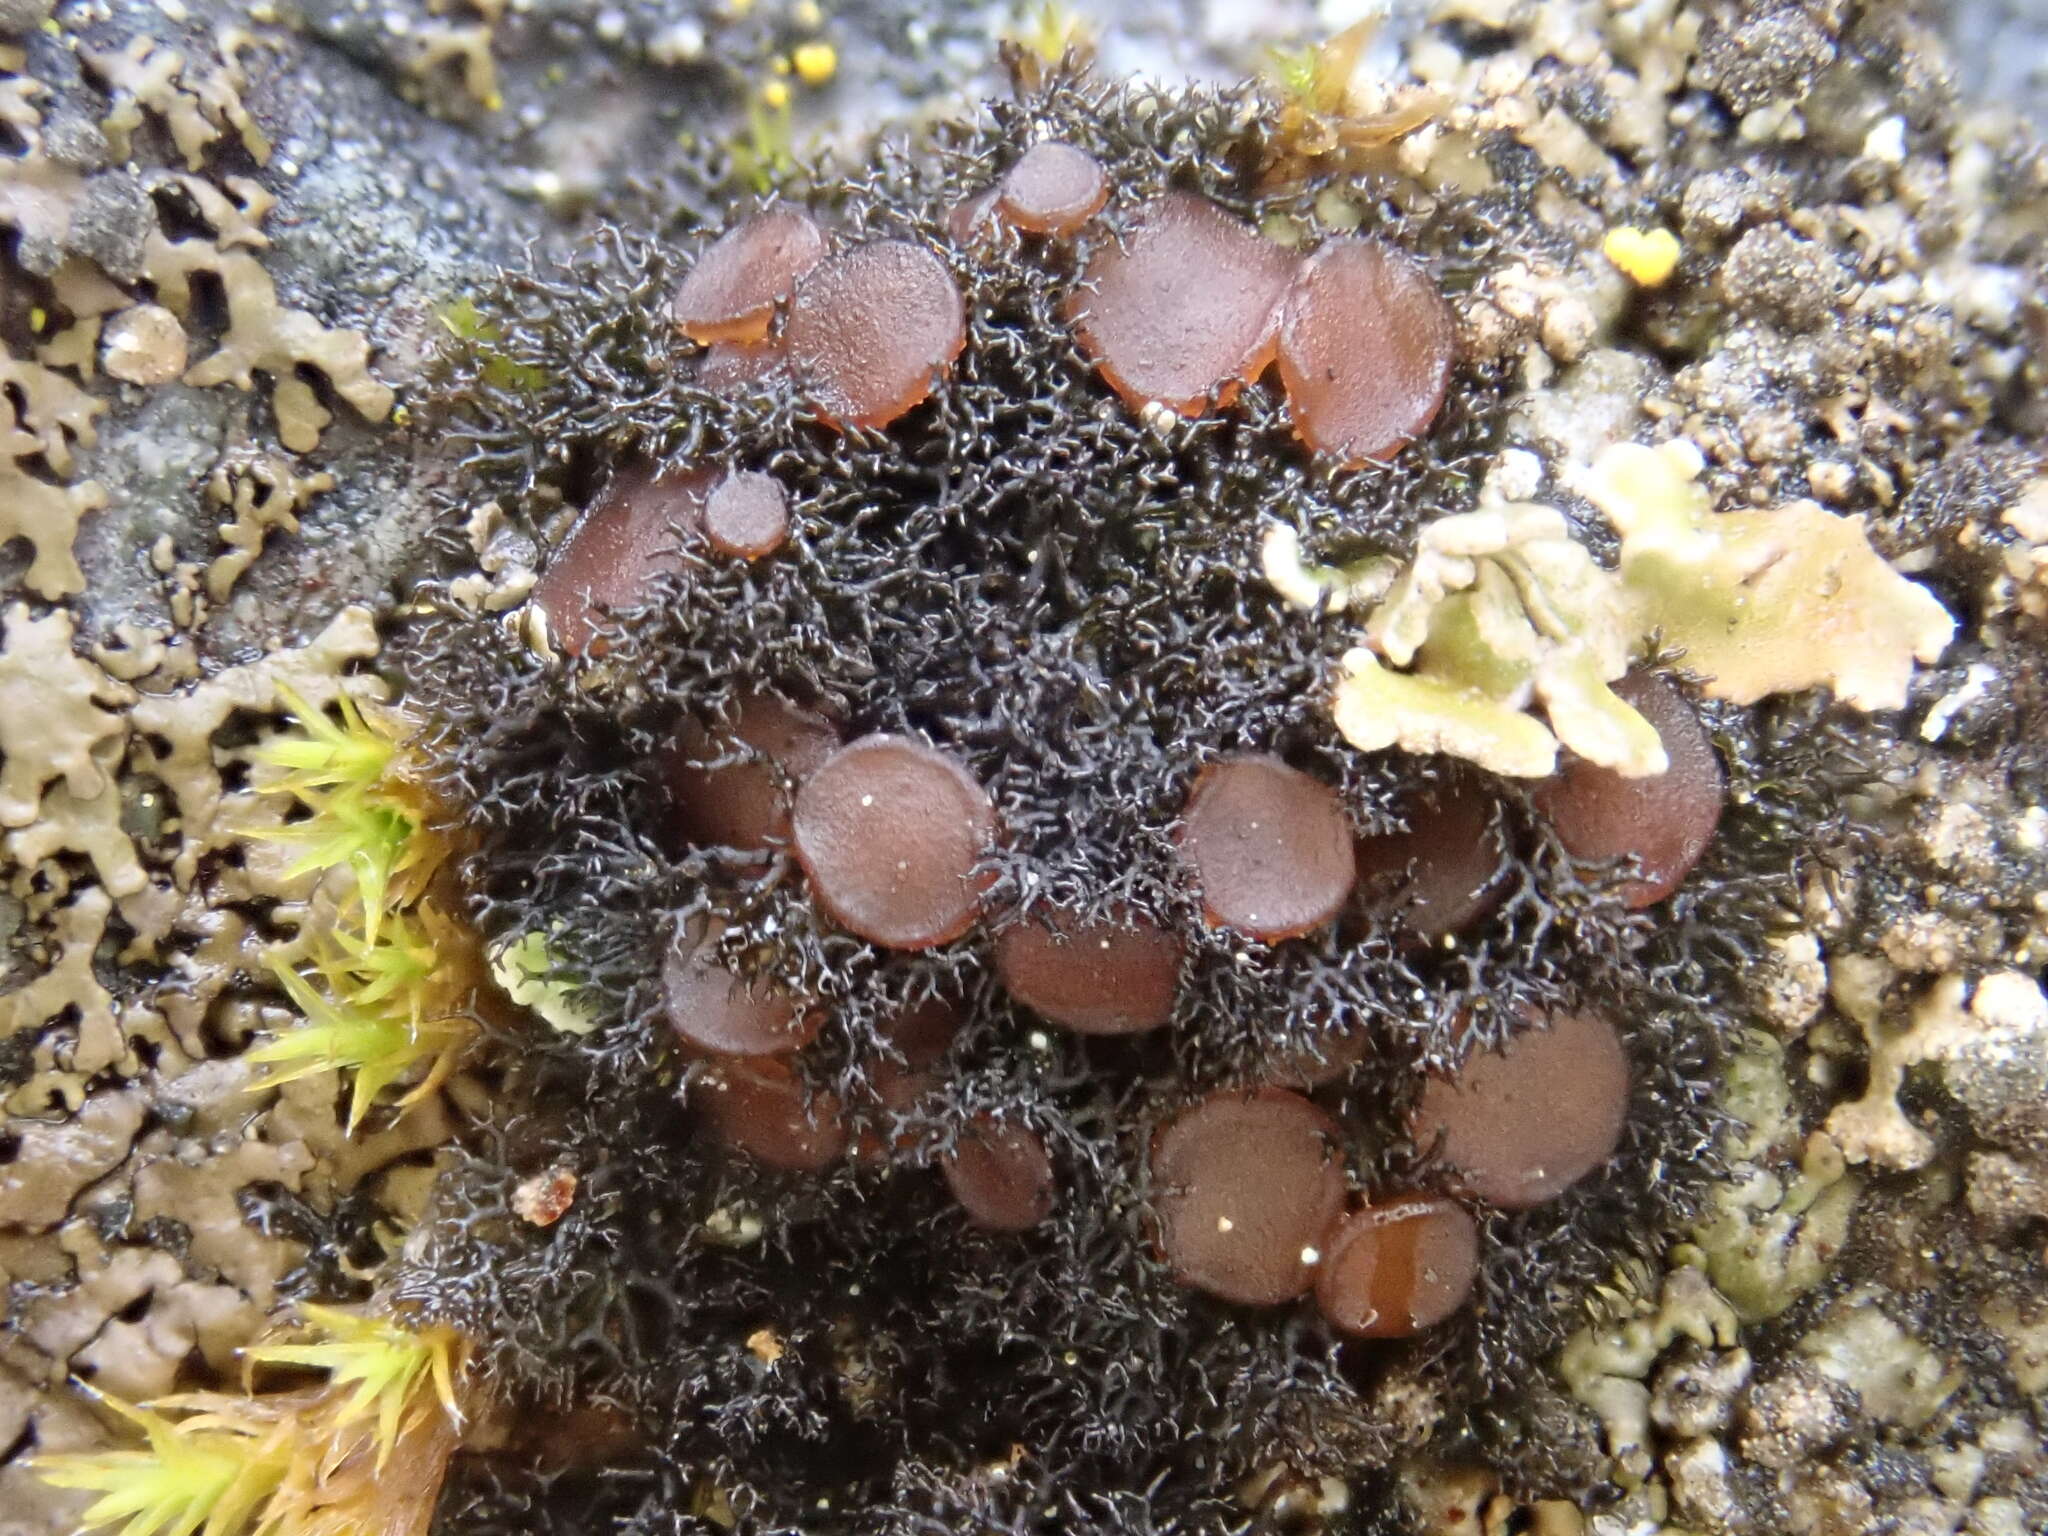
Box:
385, 49, 1856, 1536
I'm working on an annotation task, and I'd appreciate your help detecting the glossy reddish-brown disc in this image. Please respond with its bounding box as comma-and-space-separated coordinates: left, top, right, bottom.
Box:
1177, 754, 1357, 941
702, 470, 791, 560
1068, 192, 1297, 415
672, 207, 827, 345
994, 905, 1184, 1035
881, 997, 961, 1070
1275, 236, 1455, 465
1532, 673, 1725, 908
997, 141, 1109, 237
791, 734, 998, 950
1150, 1087, 1347, 1306
662, 918, 819, 1057
1354, 781, 1509, 947
1314, 1196, 1480, 1338
664, 694, 840, 853
695, 1059, 848, 1173
943, 1117, 1058, 1232
784, 240, 966, 430
862, 1000, 955, 1125
1410, 1007, 1631, 1210
530, 463, 713, 657
945, 189, 1000, 246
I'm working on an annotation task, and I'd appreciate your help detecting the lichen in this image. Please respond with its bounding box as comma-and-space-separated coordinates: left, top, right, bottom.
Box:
144, 233, 396, 452
0, 355, 109, 600
1557, 1264, 1741, 1490
0, 605, 133, 834
1796, 1289, 1963, 1431
1825, 969, 2048, 1172
407, 0, 506, 115
204, 450, 336, 603
1686, 1032, 1858, 1323
1326, 503, 1662, 779
1693, 1132, 1857, 1324
1308, 435, 1958, 778
1579, 438, 1959, 711
128, 606, 384, 887
1997, 475, 2048, 621
81, 30, 271, 172
487, 928, 597, 1036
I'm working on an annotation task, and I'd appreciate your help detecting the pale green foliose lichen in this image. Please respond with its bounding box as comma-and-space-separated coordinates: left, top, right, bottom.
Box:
1291, 437, 1958, 780
489, 927, 598, 1035
1687, 1032, 1857, 1323
1322, 503, 1663, 779
1578, 439, 1958, 711
1558, 1264, 1742, 1489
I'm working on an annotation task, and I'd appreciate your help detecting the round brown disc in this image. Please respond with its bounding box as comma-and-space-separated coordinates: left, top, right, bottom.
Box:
662, 918, 819, 1057
1069, 192, 1297, 416
672, 207, 827, 345
942, 1117, 1057, 1232
1275, 236, 1455, 465
997, 141, 1109, 237
994, 905, 1184, 1035
791, 734, 998, 949
702, 471, 791, 560
1354, 781, 1509, 947
1314, 1196, 1479, 1338
1410, 1008, 1631, 1210
784, 240, 966, 430
1177, 754, 1357, 941
530, 463, 713, 657
664, 694, 840, 854
881, 997, 961, 1070
695, 1059, 848, 1173
1150, 1087, 1347, 1306
1532, 673, 1725, 909
946, 189, 1000, 246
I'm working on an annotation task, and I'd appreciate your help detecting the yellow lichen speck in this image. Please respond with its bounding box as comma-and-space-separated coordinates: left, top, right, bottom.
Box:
792, 41, 837, 86
1602, 225, 1682, 287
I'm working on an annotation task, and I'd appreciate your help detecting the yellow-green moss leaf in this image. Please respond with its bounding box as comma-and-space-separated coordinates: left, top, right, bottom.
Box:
31, 1392, 290, 1536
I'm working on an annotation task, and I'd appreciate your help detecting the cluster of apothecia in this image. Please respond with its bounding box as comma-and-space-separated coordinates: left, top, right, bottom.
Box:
520, 140, 1729, 1342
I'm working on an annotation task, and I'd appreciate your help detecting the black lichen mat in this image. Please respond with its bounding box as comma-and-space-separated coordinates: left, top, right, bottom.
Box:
392, 62, 1857, 1536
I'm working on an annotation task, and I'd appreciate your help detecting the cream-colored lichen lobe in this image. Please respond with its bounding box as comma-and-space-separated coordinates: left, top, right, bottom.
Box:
0, 605, 134, 831
0, 355, 109, 600
1579, 438, 1958, 711
1302, 434, 1959, 780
